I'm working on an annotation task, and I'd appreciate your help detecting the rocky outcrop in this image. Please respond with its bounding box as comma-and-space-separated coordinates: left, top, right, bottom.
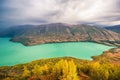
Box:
0, 23, 120, 46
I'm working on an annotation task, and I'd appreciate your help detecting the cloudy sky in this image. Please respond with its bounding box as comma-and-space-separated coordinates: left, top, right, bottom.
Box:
0, 0, 120, 27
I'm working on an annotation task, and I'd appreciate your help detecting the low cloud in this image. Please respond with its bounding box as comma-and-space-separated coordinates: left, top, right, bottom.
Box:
0, 0, 120, 26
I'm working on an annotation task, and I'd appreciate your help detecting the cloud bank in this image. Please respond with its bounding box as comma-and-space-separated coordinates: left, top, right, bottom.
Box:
0, 0, 120, 26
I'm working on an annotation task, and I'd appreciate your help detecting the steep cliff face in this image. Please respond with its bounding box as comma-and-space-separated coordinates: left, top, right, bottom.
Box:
0, 23, 120, 46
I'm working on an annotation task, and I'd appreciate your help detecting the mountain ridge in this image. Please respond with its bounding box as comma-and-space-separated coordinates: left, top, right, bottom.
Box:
0, 23, 120, 46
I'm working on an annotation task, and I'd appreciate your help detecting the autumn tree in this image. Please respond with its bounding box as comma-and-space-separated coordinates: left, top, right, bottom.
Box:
22, 66, 31, 78
54, 59, 79, 80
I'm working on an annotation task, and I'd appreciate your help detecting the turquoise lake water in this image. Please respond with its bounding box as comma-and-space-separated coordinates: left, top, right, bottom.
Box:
0, 38, 114, 66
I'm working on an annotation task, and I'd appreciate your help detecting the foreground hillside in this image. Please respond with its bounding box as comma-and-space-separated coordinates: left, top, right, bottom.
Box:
0, 23, 120, 46
0, 48, 120, 80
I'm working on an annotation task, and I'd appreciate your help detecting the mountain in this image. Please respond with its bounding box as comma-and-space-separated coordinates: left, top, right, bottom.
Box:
105, 25, 120, 33
0, 27, 6, 33
0, 48, 120, 80
0, 23, 120, 46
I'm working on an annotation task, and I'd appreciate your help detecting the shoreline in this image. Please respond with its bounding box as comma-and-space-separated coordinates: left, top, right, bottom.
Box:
10, 38, 120, 47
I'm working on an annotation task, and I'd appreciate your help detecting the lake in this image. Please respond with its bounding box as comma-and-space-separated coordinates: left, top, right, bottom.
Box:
0, 38, 114, 66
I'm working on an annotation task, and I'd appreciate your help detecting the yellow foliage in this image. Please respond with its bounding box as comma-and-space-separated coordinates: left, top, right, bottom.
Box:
3, 77, 12, 80
55, 60, 79, 80
22, 66, 31, 78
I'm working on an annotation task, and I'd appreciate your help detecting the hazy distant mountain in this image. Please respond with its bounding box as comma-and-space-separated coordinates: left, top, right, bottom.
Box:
0, 27, 6, 33
0, 23, 120, 46
105, 25, 120, 33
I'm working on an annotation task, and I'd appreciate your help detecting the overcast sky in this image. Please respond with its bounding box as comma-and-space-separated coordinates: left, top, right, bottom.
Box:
0, 0, 120, 27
